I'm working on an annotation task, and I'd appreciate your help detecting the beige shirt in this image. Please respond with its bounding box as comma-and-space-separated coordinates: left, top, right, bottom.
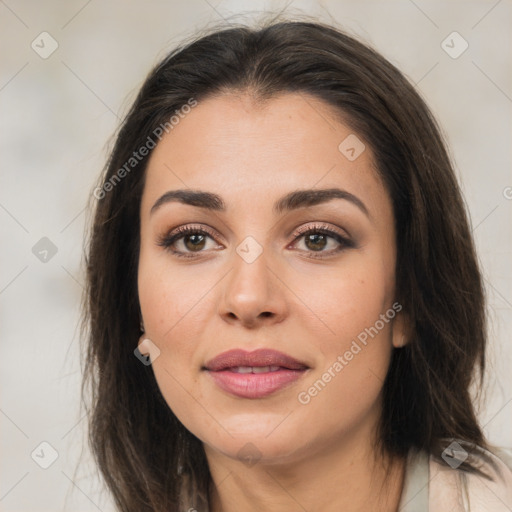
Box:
398, 446, 512, 511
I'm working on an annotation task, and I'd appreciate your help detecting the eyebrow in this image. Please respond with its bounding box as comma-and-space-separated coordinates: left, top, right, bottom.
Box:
150, 188, 370, 218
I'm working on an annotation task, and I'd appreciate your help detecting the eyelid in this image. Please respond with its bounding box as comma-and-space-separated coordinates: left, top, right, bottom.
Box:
161, 221, 349, 243
291, 222, 350, 240
167, 223, 218, 240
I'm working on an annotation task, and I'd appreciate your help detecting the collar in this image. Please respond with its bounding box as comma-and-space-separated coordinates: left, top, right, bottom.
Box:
397, 449, 430, 511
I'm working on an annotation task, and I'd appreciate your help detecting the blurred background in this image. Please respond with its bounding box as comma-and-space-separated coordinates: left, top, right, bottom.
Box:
1, 1, 511, 510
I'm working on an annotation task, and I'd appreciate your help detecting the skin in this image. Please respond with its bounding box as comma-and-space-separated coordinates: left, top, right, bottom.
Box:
138, 92, 409, 512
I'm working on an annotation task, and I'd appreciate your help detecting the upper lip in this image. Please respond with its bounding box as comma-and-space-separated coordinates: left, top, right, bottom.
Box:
203, 349, 309, 371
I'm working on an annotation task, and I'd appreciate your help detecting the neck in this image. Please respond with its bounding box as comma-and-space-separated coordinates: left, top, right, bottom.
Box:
205, 427, 406, 512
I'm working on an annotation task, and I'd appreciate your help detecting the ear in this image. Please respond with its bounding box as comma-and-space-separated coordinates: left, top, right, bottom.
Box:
137, 336, 161, 363
391, 308, 413, 348
138, 336, 151, 355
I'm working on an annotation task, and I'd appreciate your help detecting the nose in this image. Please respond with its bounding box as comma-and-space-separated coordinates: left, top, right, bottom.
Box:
218, 249, 287, 328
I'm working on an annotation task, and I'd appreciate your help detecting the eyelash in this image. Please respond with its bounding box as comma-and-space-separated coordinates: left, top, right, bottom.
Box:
156, 223, 354, 259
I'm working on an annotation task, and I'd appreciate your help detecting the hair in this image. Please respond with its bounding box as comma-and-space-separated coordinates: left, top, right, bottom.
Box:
81, 13, 491, 512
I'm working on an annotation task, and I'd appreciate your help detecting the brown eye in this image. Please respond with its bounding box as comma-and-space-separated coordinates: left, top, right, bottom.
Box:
182, 233, 207, 252
303, 233, 329, 251
291, 224, 354, 258
157, 225, 220, 258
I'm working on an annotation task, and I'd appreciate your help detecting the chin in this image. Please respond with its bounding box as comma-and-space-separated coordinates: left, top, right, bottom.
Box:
205, 435, 306, 467
197, 417, 310, 465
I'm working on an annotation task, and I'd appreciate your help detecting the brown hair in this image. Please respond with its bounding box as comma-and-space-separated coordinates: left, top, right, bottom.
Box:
81, 14, 489, 511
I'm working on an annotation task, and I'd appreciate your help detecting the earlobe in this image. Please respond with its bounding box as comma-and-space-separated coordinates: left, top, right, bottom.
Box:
392, 311, 412, 348
138, 335, 149, 355
394, 334, 406, 348
136, 336, 162, 365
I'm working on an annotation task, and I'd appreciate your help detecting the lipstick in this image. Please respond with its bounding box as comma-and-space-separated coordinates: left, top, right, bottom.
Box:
203, 348, 309, 399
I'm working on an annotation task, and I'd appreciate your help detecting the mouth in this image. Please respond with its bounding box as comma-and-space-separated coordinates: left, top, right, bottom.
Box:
202, 348, 309, 399
203, 348, 309, 372
221, 365, 293, 373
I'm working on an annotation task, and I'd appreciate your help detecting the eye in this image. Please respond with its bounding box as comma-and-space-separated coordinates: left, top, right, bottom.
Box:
157, 222, 354, 259
156, 224, 221, 259
290, 223, 354, 258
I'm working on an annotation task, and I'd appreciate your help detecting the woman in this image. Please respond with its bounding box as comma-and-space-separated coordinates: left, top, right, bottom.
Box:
82, 16, 512, 511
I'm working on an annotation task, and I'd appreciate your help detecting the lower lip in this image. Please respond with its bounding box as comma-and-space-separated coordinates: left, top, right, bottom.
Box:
205, 368, 307, 399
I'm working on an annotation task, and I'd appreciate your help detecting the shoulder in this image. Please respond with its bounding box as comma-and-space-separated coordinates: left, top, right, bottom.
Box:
429, 444, 512, 511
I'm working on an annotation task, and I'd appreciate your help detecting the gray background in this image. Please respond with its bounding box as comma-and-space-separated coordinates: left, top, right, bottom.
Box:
1, 1, 511, 510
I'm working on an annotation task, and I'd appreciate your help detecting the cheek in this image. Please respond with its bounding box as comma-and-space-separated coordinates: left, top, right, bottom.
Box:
293, 253, 395, 412
137, 255, 216, 426
138, 241, 214, 341
292, 252, 394, 349
138, 270, 208, 367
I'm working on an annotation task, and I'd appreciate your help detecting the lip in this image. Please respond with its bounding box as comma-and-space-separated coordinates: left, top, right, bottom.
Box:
204, 348, 308, 372
203, 348, 309, 399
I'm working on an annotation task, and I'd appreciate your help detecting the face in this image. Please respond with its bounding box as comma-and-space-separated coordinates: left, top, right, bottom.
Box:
138, 92, 406, 466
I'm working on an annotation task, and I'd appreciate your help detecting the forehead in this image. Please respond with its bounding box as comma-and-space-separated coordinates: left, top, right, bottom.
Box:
141, 92, 391, 221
